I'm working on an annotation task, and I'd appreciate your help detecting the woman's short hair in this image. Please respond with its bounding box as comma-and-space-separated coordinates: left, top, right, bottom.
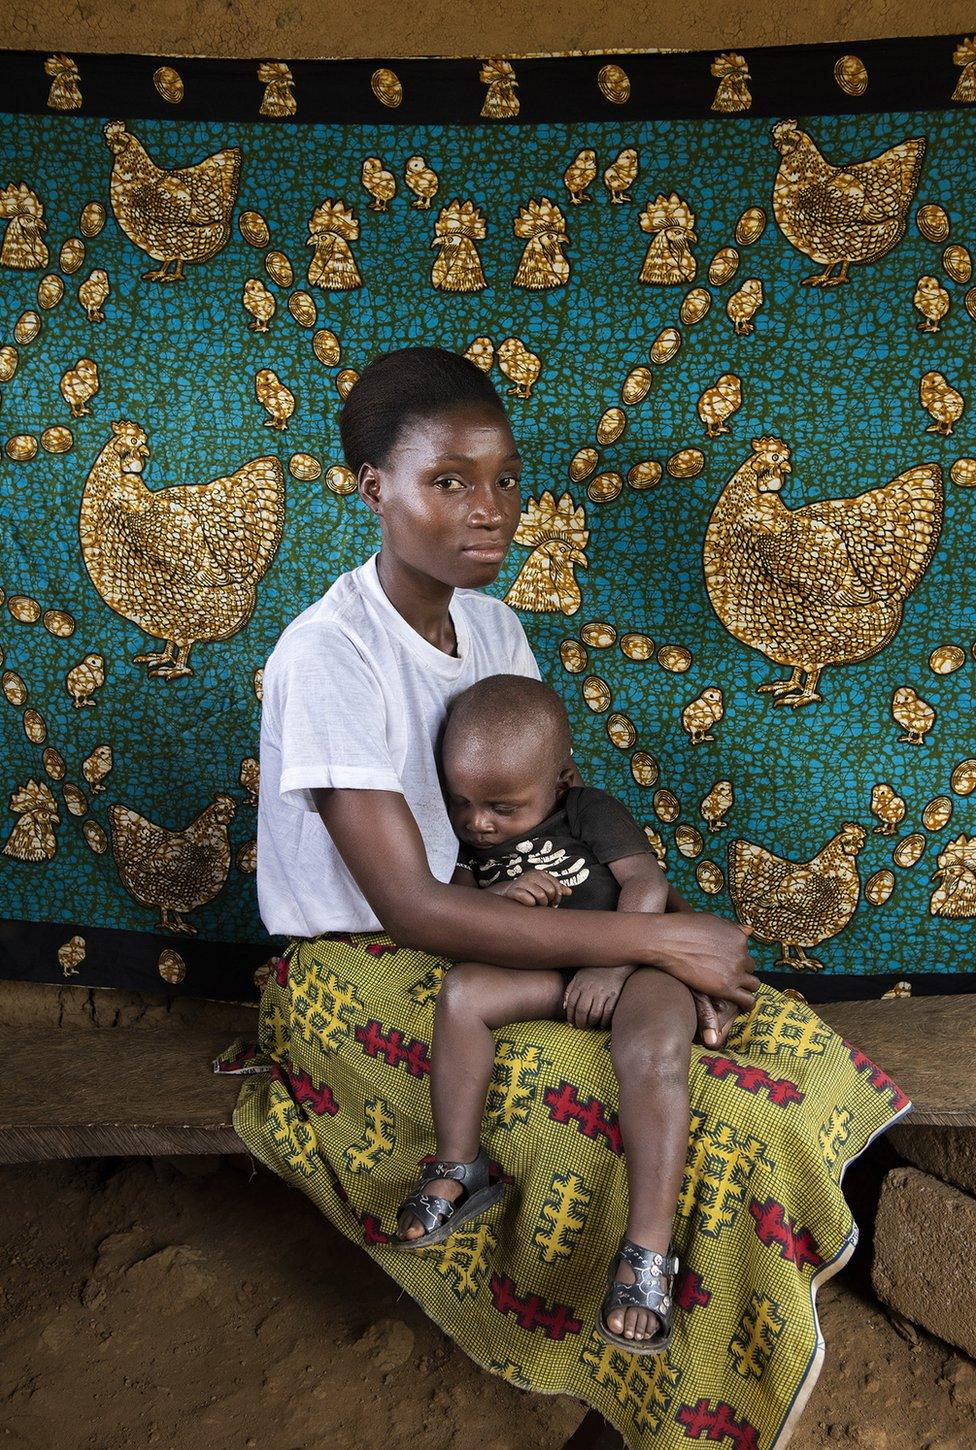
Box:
338, 345, 509, 475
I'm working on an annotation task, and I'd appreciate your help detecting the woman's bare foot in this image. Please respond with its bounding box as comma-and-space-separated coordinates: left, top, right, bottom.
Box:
396, 1176, 464, 1240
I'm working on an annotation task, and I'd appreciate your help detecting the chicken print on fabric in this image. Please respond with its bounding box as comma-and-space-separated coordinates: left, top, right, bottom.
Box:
771, 120, 925, 286
104, 121, 241, 283
702, 438, 943, 709
79, 422, 285, 680
1, 66, 974, 995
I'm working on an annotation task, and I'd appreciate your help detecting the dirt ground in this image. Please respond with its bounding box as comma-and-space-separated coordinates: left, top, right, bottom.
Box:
0, 1136, 974, 1450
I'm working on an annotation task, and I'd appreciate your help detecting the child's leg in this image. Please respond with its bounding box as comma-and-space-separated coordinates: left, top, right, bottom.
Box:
397, 962, 565, 1240
608, 967, 697, 1340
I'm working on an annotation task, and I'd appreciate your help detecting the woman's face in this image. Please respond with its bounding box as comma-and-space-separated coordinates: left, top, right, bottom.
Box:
359, 403, 524, 589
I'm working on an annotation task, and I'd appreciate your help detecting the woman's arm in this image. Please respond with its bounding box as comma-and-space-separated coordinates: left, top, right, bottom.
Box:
312, 787, 758, 1008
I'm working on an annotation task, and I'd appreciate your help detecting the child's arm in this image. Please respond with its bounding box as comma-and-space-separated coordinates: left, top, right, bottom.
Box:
562, 852, 666, 1027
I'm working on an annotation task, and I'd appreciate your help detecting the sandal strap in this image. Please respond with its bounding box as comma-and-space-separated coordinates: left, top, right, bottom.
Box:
396, 1190, 461, 1236
422, 1147, 489, 1191
604, 1236, 679, 1325
396, 1148, 491, 1238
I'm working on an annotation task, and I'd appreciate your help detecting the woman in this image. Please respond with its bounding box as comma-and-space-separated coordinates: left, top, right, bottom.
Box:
221, 346, 910, 1449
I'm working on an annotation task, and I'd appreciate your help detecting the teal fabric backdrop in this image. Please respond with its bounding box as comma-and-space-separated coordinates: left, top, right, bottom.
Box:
0, 38, 974, 998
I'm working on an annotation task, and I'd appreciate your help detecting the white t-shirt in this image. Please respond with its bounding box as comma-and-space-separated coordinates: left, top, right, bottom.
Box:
256, 551, 542, 936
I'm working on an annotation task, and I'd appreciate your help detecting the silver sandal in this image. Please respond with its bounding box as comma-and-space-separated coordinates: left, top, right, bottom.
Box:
596, 1233, 679, 1356
391, 1147, 506, 1249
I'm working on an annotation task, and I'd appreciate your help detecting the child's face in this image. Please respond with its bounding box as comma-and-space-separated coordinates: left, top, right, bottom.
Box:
444, 748, 566, 848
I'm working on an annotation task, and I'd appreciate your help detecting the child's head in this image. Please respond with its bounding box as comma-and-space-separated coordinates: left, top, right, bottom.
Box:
441, 674, 575, 847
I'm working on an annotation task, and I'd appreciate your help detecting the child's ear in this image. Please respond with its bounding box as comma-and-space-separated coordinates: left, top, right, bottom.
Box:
556, 758, 576, 794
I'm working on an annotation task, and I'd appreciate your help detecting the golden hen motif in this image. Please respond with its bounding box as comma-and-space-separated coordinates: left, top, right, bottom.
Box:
728, 823, 867, 970
79, 420, 285, 680
104, 120, 240, 283
771, 120, 925, 286
504, 491, 589, 616
704, 438, 943, 708
638, 193, 698, 284
109, 795, 236, 932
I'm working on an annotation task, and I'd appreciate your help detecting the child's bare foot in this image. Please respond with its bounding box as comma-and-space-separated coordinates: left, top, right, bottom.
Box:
605, 1251, 662, 1341
396, 1177, 464, 1240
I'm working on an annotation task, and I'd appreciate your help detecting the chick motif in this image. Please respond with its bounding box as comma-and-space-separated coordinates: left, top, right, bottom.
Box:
727, 278, 763, 334
479, 59, 519, 119
66, 653, 105, 708
404, 155, 439, 209
700, 779, 734, 830
698, 374, 742, 437
2, 778, 60, 862
361, 157, 396, 211
563, 149, 598, 205
78, 269, 109, 322
243, 278, 276, 332
504, 491, 589, 616
82, 743, 113, 793
930, 835, 976, 918
463, 336, 494, 372
57, 935, 86, 975
60, 357, 99, 417
728, 822, 867, 970
108, 795, 236, 933
497, 336, 541, 398
603, 149, 639, 204
104, 121, 240, 283
771, 120, 925, 287
239, 756, 259, 803
258, 61, 296, 117
914, 276, 950, 333
255, 369, 295, 430
870, 782, 906, 835
681, 687, 724, 745
307, 199, 362, 289
513, 198, 570, 289
891, 686, 935, 744
704, 438, 943, 708
638, 193, 698, 284
920, 371, 964, 436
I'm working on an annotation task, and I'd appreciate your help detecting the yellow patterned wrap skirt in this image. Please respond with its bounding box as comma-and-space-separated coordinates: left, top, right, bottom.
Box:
215, 932, 911, 1449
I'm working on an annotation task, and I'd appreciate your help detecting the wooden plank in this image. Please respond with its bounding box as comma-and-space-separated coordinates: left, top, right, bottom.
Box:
814, 994, 976, 1128
0, 1027, 247, 1164
1, 994, 972, 1163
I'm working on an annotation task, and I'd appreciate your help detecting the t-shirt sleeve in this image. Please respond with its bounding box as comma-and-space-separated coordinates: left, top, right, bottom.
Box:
268, 623, 402, 810
571, 786, 652, 864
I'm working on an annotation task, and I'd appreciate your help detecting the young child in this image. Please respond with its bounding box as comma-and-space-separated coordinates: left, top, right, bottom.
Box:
393, 672, 714, 1355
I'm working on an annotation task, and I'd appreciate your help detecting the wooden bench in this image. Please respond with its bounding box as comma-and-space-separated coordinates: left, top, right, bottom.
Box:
0, 995, 972, 1164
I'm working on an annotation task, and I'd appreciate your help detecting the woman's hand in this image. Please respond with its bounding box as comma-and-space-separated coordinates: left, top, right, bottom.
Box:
649, 913, 759, 1010
563, 965, 636, 1028
484, 869, 570, 908
691, 991, 742, 1049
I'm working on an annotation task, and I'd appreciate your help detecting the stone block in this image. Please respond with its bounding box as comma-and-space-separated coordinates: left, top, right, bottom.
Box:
888, 1124, 976, 1197
872, 1166, 976, 1359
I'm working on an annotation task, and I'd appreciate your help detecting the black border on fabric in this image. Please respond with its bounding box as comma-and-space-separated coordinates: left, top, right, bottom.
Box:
0, 917, 971, 1002
0, 917, 278, 1003
0, 34, 971, 124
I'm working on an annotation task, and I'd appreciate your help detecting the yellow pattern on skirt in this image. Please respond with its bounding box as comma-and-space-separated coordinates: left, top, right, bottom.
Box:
216, 932, 911, 1449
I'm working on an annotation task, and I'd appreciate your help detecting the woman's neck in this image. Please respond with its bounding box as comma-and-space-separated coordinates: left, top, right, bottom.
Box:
375, 549, 458, 655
